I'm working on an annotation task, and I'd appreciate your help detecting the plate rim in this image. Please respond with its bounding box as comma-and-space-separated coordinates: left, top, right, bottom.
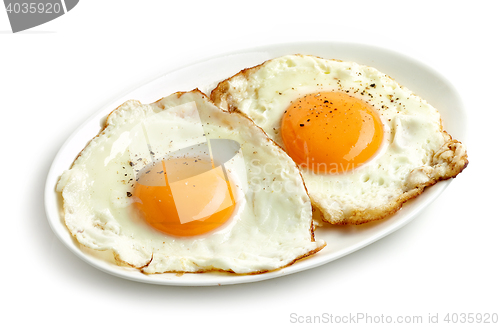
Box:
44, 41, 464, 286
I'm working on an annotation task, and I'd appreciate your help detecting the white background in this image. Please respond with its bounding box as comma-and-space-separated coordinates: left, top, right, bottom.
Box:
1, 1, 498, 326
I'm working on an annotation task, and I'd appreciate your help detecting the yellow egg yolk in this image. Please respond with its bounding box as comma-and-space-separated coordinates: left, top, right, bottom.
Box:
281, 91, 383, 173
133, 157, 235, 237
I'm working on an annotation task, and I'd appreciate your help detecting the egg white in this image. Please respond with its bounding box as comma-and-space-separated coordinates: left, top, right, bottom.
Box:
57, 90, 325, 274
211, 55, 468, 224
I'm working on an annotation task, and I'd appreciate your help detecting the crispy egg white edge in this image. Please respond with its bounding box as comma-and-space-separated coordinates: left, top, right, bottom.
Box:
211, 55, 467, 224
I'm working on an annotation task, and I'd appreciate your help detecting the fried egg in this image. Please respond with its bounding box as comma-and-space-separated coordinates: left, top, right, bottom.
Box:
211, 55, 468, 225
56, 90, 325, 274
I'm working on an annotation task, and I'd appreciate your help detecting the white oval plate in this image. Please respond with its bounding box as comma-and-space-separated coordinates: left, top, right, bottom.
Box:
44, 42, 466, 286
